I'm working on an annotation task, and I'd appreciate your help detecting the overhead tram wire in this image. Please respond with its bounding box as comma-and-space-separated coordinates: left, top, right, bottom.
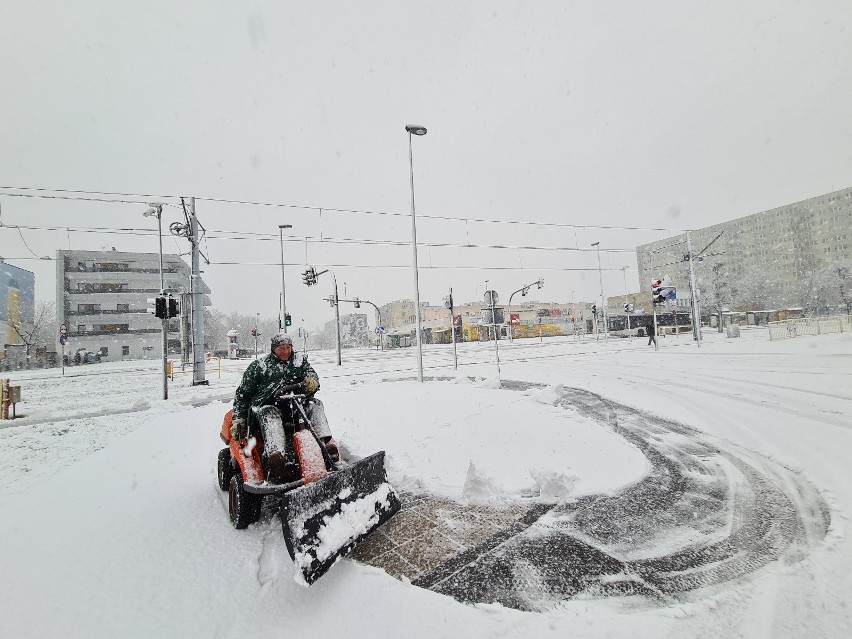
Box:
3, 223, 640, 254
0, 186, 691, 235
203, 259, 634, 272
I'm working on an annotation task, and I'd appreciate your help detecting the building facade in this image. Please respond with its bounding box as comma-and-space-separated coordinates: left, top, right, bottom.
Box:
636, 187, 852, 310
55, 249, 211, 361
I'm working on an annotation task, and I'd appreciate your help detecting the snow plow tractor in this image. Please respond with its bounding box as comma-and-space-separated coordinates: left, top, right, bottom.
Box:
217, 381, 401, 585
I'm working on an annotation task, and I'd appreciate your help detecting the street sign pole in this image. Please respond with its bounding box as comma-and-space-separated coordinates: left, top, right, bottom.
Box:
59, 323, 67, 376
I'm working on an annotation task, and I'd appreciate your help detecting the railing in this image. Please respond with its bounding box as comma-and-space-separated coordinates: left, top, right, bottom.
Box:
768, 315, 851, 341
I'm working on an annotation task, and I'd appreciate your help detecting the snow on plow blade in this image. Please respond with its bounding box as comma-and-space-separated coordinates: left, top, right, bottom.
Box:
280, 451, 401, 585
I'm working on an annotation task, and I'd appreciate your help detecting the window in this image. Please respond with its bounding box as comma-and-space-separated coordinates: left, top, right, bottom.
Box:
77, 324, 86, 333
116, 304, 130, 312
122, 345, 130, 356
77, 303, 101, 313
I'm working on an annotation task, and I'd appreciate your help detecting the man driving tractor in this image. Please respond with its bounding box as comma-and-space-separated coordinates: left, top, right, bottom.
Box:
231, 332, 339, 483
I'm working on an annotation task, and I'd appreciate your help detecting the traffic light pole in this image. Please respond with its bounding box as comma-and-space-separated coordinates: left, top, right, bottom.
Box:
337, 297, 384, 351
156, 211, 168, 401
652, 305, 659, 352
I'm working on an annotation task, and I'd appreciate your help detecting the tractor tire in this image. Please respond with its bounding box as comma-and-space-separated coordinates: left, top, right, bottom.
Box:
217, 448, 235, 491
228, 474, 263, 529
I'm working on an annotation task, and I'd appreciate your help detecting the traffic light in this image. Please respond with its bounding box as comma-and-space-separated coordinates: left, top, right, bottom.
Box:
443, 294, 453, 309
167, 295, 179, 318
250, 328, 257, 337
147, 295, 167, 319
591, 304, 597, 316
353, 298, 361, 309
623, 303, 629, 313
302, 267, 317, 286
284, 313, 292, 326
628, 303, 634, 313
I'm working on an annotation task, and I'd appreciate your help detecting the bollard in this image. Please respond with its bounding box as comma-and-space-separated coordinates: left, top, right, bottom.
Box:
1, 379, 9, 420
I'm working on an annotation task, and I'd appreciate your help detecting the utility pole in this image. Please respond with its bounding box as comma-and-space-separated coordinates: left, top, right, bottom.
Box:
190, 197, 208, 383
686, 231, 702, 347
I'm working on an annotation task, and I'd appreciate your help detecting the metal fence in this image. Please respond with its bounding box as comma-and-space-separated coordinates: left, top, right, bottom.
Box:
768, 315, 851, 341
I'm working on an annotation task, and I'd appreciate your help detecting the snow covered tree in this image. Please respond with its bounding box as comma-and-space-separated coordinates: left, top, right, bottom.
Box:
2, 300, 55, 356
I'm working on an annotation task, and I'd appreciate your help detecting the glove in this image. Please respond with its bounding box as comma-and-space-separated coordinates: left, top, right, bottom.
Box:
230, 417, 246, 440
323, 437, 340, 464
303, 374, 320, 394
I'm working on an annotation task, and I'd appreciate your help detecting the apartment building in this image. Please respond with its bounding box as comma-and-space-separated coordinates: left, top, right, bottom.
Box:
636, 186, 852, 305
56, 249, 211, 361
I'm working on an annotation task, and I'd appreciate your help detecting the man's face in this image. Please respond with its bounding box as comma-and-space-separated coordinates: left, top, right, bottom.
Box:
273, 343, 293, 361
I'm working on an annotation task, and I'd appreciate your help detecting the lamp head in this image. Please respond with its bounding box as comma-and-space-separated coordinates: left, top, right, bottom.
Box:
405, 124, 428, 136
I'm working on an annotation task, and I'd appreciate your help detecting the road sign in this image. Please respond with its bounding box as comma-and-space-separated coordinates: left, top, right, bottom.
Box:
59, 323, 67, 335
59, 335, 67, 346
375, 327, 386, 334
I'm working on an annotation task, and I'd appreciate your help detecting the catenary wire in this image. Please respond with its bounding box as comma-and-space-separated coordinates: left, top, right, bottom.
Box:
0, 186, 691, 234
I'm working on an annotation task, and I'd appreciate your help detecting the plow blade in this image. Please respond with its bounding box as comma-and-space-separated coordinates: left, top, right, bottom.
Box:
280, 451, 401, 585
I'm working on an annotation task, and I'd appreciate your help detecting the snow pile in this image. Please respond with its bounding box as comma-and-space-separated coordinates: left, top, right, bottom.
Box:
460, 462, 503, 504
525, 384, 564, 406
325, 380, 649, 501
530, 468, 576, 503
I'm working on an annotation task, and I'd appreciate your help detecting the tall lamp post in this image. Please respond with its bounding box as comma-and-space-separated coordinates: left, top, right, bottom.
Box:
143, 203, 168, 400
621, 265, 631, 332
591, 242, 608, 342
279, 224, 293, 332
405, 124, 427, 382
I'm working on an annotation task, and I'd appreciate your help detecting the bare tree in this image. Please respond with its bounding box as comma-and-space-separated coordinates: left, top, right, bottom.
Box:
2, 300, 56, 356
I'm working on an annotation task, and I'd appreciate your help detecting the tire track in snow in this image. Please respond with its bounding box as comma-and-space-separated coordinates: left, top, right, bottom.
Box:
355, 380, 831, 611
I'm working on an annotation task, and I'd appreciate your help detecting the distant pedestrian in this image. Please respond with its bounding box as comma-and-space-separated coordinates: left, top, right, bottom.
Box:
647, 322, 657, 347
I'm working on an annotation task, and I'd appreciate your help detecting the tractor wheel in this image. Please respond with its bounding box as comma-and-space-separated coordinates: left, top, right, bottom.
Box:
228, 474, 262, 529
217, 448, 235, 491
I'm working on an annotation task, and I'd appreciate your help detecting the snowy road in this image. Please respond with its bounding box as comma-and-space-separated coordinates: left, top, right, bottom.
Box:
1, 328, 850, 638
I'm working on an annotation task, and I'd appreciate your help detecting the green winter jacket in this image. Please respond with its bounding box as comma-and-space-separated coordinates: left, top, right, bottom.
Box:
233, 352, 318, 421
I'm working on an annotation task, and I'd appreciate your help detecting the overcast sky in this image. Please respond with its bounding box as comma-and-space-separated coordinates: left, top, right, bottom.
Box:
2, 1, 851, 331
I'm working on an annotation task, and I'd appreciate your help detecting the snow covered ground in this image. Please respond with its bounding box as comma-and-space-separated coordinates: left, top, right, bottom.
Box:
1, 327, 850, 637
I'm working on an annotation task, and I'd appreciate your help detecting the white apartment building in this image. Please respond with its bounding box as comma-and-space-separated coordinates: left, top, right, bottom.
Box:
636, 186, 852, 305
56, 249, 211, 361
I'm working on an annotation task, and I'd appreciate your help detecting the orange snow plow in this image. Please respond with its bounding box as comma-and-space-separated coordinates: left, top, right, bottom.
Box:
217, 384, 400, 584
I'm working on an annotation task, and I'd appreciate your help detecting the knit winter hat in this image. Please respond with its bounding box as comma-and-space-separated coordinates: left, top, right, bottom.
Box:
270, 332, 293, 350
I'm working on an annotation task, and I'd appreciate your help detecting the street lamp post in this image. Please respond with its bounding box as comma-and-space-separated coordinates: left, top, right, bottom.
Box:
279, 224, 293, 332
142, 203, 168, 400
591, 242, 608, 342
406, 124, 427, 382
621, 265, 631, 332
